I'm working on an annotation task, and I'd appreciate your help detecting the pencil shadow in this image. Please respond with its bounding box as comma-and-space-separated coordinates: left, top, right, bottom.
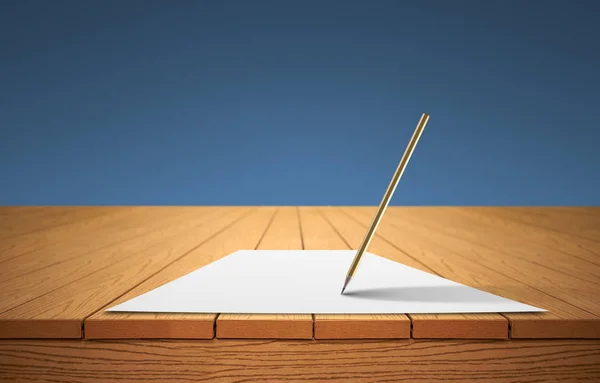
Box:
343, 286, 505, 303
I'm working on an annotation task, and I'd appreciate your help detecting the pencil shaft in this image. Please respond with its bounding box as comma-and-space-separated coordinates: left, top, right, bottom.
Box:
344, 113, 430, 280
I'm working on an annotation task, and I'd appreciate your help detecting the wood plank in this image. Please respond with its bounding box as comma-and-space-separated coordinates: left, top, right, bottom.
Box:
456, 207, 600, 267
85, 207, 277, 339
524, 207, 600, 225
0, 207, 114, 240
0, 207, 176, 279
410, 314, 508, 339
384, 207, 600, 310
493, 207, 600, 241
348, 207, 600, 338
314, 314, 410, 339
1, 339, 599, 382
0, 207, 151, 261
215, 314, 312, 339
508, 312, 600, 339
0, 207, 248, 338
321, 207, 509, 339
0, 207, 223, 313
299, 207, 410, 339
0, 206, 49, 217
216, 207, 313, 339
471, 207, 600, 242
83, 313, 215, 340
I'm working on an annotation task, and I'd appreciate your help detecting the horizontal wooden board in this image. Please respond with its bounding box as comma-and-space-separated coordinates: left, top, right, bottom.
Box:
409, 314, 508, 339
1, 339, 599, 382
314, 314, 410, 339
216, 314, 313, 339
84, 313, 217, 339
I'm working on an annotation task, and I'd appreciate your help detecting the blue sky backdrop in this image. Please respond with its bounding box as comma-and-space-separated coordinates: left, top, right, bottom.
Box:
1, 0, 599, 205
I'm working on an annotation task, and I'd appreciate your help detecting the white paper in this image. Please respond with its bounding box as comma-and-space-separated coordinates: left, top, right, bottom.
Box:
108, 250, 545, 314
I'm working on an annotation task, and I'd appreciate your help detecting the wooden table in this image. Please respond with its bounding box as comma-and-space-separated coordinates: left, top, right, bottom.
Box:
1, 206, 599, 382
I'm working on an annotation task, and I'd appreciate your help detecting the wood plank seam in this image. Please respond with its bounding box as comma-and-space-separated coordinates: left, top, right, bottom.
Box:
297, 206, 305, 250
252, 207, 279, 250
296, 209, 315, 339
316, 209, 352, 249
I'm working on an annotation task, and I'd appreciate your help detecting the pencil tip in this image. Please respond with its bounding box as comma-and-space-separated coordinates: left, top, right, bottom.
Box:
340, 276, 352, 295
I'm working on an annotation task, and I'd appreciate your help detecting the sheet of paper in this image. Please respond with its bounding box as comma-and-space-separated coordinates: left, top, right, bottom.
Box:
108, 250, 545, 314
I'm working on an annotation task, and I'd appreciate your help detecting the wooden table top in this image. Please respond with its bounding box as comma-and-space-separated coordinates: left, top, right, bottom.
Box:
1, 206, 598, 340
1, 206, 600, 382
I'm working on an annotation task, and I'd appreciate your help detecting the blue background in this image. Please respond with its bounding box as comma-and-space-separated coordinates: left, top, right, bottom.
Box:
1, 0, 598, 206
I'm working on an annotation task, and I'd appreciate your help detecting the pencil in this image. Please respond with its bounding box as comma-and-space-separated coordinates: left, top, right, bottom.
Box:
341, 112, 430, 294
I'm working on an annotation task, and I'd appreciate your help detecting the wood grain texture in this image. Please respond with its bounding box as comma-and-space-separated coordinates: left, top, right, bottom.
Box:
0, 207, 247, 338
84, 313, 217, 340
410, 314, 508, 339
216, 207, 313, 339
1, 339, 599, 382
216, 314, 313, 339
300, 207, 411, 339
0, 207, 150, 262
456, 207, 600, 271
320, 207, 510, 339
483, 206, 600, 242
0, 207, 184, 281
314, 314, 410, 339
367, 207, 600, 338
1, 206, 598, 342
398, 207, 600, 338
0, 207, 210, 311
85, 207, 277, 339
0, 207, 112, 240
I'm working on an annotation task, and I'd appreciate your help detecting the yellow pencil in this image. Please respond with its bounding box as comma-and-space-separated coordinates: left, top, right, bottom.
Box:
341, 113, 430, 294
